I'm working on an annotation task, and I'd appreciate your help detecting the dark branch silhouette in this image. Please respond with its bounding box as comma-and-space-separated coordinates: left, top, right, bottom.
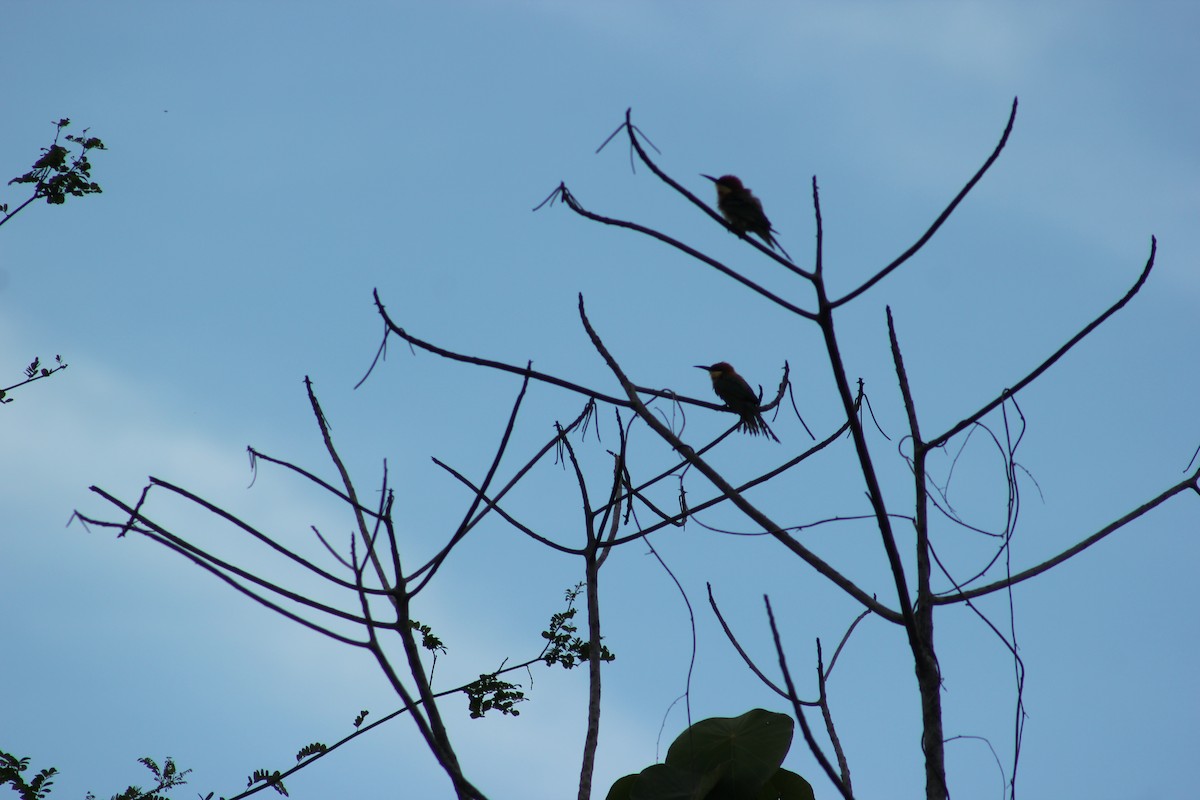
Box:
72, 100, 1191, 800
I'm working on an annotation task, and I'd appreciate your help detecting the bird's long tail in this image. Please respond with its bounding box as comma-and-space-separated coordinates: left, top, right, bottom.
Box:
766, 233, 793, 263
743, 413, 781, 443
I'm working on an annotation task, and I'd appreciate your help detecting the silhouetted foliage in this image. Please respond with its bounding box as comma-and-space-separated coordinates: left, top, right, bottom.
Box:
0, 751, 190, 800
2, 118, 104, 405
4, 118, 105, 217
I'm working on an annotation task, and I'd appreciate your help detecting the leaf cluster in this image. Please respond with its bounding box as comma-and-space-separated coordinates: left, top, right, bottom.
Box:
0, 752, 191, 800
88, 757, 191, 800
541, 585, 615, 669
244, 769, 286, 797
0, 751, 57, 800
409, 619, 447, 655
292, 744, 327, 763
463, 673, 526, 719
6, 118, 105, 207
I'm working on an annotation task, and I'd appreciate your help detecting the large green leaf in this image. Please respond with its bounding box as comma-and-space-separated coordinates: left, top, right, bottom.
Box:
664, 709, 794, 799
627, 762, 712, 800
606, 774, 638, 800
756, 768, 816, 800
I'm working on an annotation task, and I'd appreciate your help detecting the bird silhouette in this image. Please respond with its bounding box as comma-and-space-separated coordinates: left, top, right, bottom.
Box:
695, 361, 779, 441
702, 174, 789, 258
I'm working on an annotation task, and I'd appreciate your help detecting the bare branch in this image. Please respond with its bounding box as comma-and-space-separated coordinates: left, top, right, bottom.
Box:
303, 377, 394, 597
816, 640, 853, 795
603, 413, 853, 548
928, 237, 1156, 449
555, 184, 818, 320
807, 184, 918, 638
616, 109, 811, 277
410, 370, 534, 594
76, 495, 372, 648
577, 293, 901, 622
146, 477, 384, 595
433, 459, 582, 555
707, 583, 787, 699
766, 596, 854, 800
887, 308, 932, 603
933, 466, 1200, 603
373, 288, 679, 405
577, 517, 603, 800
246, 447, 384, 520
824, 610, 871, 681
832, 98, 1018, 308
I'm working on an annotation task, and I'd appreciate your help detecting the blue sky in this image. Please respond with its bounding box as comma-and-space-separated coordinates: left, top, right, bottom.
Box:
3, 2, 1198, 799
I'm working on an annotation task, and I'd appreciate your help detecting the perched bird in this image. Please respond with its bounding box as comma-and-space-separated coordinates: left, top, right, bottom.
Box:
701, 174, 788, 256
695, 362, 780, 442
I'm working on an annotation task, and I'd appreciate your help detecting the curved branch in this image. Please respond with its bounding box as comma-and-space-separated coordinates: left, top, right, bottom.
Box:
372, 288, 753, 409
832, 97, 1018, 308
557, 185, 818, 320
145, 477, 390, 595
616, 109, 814, 279
246, 448, 384, 520
928, 237, 1156, 449
932, 467, 1199, 603
707, 584, 787, 699
76, 499, 371, 648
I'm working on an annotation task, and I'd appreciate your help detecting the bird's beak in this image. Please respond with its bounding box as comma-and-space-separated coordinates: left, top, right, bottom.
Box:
694, 365, 711, 370
700, 174, 717, 183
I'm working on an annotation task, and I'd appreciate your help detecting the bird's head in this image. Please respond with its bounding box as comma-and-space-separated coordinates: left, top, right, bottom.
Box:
701, 174, 744, 195
695, 362, 736, 378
